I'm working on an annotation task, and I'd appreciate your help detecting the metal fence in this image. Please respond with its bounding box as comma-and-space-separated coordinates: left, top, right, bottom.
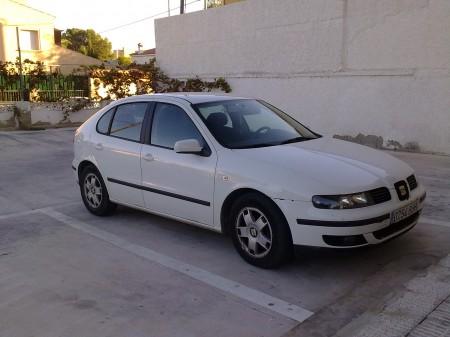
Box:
0, 90, 21, 102
33, 89, 87, 101
0, 75, 89, 102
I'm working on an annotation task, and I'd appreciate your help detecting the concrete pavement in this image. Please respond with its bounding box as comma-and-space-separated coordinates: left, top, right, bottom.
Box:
0, 129, 449, 337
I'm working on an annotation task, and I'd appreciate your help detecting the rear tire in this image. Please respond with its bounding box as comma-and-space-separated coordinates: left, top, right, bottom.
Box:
229, 192, 293, 269
80, 165, 116, 216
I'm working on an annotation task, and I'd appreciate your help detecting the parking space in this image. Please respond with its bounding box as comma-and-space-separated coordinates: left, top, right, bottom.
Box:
1, 129, 450, 337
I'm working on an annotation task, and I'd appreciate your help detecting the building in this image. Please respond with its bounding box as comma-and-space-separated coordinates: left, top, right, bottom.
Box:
207, 0, 243, 7
113, 48, 125, 59
155, 0, 450, 155
130, 48, 156, 65
0, 0, 101, 74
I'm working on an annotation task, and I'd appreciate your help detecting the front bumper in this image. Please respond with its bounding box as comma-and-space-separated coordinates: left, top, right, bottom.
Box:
275, 185, 426, 248
72, 159, 79, 184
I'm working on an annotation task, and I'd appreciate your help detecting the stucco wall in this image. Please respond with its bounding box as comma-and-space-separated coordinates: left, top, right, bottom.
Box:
30, 101, 106, 125
0, 22, 6, 61
130, 54, 156, 65
0, 103, 15, 128
0, 101, 108, 129
155, 0, 450, 154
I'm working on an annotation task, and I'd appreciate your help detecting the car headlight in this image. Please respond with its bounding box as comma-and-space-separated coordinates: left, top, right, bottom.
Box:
312, 192, 375, 209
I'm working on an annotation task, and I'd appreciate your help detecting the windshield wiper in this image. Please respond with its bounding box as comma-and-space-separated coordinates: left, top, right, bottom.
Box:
279, 137, 314, 145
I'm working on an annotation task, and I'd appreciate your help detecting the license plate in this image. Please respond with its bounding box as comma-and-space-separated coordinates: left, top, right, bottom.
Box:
391, 200, 419, 224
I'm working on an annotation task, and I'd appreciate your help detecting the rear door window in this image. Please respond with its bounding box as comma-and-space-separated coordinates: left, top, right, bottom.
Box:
110, 103, 148, 142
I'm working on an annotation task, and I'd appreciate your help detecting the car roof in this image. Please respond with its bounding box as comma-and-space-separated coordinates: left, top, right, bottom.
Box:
120, 93, 250, 105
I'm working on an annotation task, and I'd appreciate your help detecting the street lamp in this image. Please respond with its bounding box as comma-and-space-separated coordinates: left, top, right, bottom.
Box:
180, 0, 185, 14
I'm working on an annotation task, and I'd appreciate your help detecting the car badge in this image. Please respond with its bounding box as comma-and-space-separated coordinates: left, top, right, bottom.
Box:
399, 185, 407, 197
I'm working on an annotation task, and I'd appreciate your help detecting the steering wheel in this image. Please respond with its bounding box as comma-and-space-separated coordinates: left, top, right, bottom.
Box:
255, 126, 270, 134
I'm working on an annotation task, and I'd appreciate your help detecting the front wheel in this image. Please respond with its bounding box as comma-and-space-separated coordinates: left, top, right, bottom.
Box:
230, 193, 293, 269
80, 166, 116, 216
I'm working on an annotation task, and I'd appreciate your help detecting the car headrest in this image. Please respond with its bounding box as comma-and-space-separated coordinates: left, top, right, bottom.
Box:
206, 112, 227, 128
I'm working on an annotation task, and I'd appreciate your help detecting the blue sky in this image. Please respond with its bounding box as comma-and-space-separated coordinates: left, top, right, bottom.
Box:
27, 0, 205, 53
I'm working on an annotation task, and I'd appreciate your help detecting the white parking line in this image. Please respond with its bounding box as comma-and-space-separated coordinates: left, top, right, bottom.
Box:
0, 209, 42, 221
0, 202, 80, 221
420, 217, 450, 228
40, 208, 314, 323
418, 175, 450, 184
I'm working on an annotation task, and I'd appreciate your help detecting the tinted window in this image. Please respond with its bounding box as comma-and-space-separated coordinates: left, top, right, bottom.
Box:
196, 104, 232, 127
96, 108, 114, 134
151, 103, 204, 149
193, 99, 318, 149
110, 103, 147, 142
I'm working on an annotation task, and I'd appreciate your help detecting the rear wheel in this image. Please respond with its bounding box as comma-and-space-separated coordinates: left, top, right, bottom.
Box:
80, 166, 116, 216
230, 193, 293, 269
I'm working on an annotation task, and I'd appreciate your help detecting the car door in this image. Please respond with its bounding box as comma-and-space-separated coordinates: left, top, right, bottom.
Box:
140, 101, 217, 226
92, 102, 150, 208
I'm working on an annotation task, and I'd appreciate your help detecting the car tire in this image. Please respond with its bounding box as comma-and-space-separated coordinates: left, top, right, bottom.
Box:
230, 192, 293, 269
80, 165, 116, 216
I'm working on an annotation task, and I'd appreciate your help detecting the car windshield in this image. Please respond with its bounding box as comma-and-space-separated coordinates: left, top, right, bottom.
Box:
192, 99, 319, 149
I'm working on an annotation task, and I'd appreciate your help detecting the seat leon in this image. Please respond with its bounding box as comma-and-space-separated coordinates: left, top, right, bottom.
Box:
73, 94, 426, 268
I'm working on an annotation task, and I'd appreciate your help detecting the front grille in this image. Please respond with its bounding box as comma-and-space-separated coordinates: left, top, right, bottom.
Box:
407, 175, 418, 190
373, 211, 420, 240
369, 187, 392, 204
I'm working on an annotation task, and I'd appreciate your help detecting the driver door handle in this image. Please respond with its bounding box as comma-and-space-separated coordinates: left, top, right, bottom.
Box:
143, 153, 154, 162
95, 142, 103, 150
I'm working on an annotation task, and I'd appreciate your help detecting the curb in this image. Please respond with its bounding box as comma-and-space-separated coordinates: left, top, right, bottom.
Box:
333, 255, 450, 337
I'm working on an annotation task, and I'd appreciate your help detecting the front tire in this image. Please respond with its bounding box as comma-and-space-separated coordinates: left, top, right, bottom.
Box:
230, 193, 293, 269
80, 166, 116, 216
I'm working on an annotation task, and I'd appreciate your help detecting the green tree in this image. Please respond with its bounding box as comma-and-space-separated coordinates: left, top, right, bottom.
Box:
117, 56, 132, 67
62, 28, 112, 60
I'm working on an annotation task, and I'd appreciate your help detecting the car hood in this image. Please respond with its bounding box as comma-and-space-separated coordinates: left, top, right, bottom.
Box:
231, 137, 413, 200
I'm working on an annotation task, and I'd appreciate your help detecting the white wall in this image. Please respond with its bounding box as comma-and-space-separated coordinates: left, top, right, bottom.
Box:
30, 103, 103, 125
0, 101, 107, 129
155, 0, 450, 154
131, 54, 155, 65
0, 104, 15, 127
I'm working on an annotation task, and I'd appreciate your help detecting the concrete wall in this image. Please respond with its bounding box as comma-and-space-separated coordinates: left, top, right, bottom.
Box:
30, 101, 107, 125
130, 54, 156, 65
0, 101, 107, 130
0, 103, 16, 128
155, 0, 450, 154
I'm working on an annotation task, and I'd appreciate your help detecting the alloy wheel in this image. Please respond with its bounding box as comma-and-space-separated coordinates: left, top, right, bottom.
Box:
236, 207, 273, 258
84, 173, 103, 209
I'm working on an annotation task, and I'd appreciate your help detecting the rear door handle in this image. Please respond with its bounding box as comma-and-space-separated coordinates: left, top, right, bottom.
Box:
95, 142, 103, 150
143, 153, 154, 161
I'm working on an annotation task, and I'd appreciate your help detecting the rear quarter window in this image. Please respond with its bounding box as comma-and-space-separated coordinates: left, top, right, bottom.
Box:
96, 108, 115, 135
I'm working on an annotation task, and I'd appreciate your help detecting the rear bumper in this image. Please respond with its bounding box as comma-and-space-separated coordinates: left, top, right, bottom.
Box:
275, 186, 426, 248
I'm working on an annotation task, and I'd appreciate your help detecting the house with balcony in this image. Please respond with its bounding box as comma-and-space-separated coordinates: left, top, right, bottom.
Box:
130, 47, 156, 65
0, 0, 101, 74
207, 0, 243, 7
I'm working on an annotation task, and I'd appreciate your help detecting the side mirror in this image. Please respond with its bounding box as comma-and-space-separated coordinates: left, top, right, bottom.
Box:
174, 139, 204, 155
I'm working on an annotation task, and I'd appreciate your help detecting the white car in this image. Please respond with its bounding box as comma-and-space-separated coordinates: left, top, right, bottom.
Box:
73, 94, 426, 268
